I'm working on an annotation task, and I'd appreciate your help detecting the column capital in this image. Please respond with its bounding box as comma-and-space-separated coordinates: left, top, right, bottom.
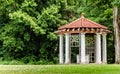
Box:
96, 33, 102, 35
65, 33, 70, 35
80, 32, 86, 35
102, 33, 107, 36
59, 34, 64, 36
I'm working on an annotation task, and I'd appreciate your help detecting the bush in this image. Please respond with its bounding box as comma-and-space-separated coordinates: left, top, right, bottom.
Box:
21, 55, 37, 64
0, 61, 10, 65
0, 60, 24, 65
9, 60, 24, 65
36, 59, 53, 65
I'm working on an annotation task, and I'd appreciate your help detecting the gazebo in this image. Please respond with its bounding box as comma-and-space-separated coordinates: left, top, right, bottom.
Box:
55, 13, 110, 64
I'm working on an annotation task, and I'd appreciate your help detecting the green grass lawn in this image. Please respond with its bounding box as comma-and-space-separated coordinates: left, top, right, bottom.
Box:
0, 64, 120, 74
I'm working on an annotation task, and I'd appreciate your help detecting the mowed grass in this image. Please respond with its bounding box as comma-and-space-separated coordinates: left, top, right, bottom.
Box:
0, 64, 120, 74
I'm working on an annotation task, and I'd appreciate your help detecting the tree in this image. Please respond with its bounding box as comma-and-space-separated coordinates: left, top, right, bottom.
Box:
0, 0, 67, 64
113, 7, 119, 63
113, 0, 120, 64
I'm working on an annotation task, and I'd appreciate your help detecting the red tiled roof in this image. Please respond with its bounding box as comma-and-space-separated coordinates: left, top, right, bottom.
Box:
58, 14, 107, 30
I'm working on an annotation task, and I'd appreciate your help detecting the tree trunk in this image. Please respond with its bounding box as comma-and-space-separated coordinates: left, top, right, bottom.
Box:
113, 7, 120, 64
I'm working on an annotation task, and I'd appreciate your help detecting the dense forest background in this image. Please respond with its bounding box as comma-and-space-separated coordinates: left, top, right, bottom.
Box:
0, 0, 117, 64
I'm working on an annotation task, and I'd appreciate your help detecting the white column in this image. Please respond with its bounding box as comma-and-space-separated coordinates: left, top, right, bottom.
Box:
65, 33, 70, 64
81, 33, 86, 63
96, 33, 102, 64
78, 34, 81, 63
59, 34, 64, 64
102, 33, 107, 64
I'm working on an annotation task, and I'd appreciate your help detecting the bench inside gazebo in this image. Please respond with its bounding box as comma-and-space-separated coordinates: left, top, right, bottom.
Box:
55, 13, 110, 64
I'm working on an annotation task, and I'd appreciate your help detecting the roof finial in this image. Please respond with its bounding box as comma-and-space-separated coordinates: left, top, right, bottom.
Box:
81, 12, 85, 18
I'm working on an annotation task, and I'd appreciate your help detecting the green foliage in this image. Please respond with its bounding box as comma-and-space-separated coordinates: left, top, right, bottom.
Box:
0, 60, 24, 65
112, 0, 120, 7
9, 10, 45, 35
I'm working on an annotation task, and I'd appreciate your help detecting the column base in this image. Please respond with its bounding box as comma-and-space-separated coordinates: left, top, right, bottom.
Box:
101, 61, 107, 64
59, 62, 64, 64
80, 62, 87, 64
95, 61, 102, 64
65, 62, 70, 64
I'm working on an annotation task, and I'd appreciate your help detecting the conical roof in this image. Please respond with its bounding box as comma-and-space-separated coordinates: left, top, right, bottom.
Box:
59, 13, 107, 30
55, 13, 110, 34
